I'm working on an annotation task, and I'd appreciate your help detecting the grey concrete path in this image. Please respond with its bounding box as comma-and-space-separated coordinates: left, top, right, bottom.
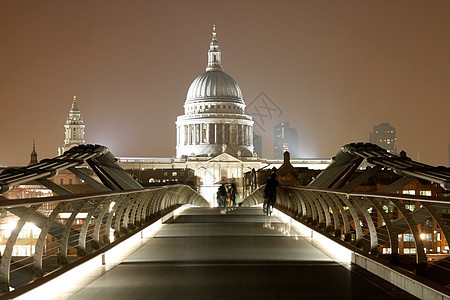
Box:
69, 207, 415, 299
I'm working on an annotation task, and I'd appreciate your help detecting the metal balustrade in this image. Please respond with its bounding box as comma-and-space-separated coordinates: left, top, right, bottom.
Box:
243, 186, 450, 280
0, 185, 209, 295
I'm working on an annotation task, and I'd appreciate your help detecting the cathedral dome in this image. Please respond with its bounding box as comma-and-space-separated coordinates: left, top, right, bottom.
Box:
186, 70, 243, 104
176, 26, 254, 159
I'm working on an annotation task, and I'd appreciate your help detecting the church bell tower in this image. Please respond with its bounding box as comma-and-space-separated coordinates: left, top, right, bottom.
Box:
58, 95, 86, 155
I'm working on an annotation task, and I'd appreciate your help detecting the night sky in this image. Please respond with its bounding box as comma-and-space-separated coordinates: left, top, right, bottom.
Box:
1, 1, 449, 167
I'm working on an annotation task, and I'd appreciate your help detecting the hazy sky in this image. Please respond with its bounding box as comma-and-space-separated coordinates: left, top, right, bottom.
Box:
0, 0, 449, 167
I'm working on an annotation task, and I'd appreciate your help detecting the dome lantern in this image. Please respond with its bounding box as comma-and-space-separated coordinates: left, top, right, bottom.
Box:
206, 25, 222, 72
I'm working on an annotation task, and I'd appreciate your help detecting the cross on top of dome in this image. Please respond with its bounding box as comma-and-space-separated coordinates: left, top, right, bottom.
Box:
212, 25, 217, 40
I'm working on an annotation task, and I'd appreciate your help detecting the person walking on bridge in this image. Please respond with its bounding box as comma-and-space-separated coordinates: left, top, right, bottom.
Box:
217, 184, 227, 207
229, 183, 237, 207
264, 171, 279, 215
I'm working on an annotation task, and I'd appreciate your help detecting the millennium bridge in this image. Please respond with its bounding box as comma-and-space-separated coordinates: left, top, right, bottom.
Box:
0, 143, 449, 299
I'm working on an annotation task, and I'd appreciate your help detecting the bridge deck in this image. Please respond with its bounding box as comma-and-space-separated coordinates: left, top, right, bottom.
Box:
68, 207, 415, 299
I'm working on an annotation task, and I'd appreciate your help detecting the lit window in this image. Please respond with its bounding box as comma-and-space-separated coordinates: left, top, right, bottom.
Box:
402, 190, 416, 195
172, 172, 177, 177
404, 248, 417, 254
403, 233, 414, 242
420, 191, 432, 196
405, 204, 415, 212
382, 248, 391, 254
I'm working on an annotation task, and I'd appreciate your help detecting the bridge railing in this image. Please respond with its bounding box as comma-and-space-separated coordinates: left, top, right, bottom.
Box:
0, 185, 209, 295
244, 186, 450, 281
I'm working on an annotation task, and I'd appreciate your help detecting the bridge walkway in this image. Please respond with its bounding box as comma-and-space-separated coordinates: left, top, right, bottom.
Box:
68, 207, 416, 299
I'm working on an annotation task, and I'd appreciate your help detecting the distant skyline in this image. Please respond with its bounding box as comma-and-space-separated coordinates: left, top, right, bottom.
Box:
0, 1, 449, 167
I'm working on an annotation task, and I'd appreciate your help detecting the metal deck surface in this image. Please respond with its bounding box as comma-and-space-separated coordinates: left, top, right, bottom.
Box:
68, 207, 415, 299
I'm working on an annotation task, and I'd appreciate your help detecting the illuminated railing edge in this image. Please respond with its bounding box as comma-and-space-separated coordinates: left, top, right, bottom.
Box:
11, 204, 193, 300
0, 185, 208, 296
243, 186, 450, 282
272, 208, 450, 300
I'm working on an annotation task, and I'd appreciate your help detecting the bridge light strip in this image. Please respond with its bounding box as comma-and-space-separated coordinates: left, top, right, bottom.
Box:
16, 205, 192, 300
273, 209, 450, 300
273, 209, 353, 264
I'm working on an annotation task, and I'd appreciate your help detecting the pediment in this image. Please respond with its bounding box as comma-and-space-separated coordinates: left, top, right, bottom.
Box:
208, 153, 242, 163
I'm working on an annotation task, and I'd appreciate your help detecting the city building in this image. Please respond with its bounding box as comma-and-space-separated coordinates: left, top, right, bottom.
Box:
369, 123, 397, 154
28, 140, 38, 165
58, 96, 86, 155
117, 27, 330, 205
253, 134, 262, 158
273, 122, 300, 159
126, 168, 199, 190
1, 141, 53, 199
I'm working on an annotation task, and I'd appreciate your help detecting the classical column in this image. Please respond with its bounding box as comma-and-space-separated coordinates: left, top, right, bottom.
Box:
222, 123, 225, 144
214, 124, 217, 144
186, 125, 189, 145
195, 124, 200, 145
230, 124, 235, 144
194, 124, 197, 145
245, 125, 249, 145
206, 123, 210, 144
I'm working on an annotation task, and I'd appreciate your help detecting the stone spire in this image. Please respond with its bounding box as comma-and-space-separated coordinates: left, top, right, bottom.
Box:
206, 25, 223, 71
58, 95, 86, 155
28, 139, 38, 165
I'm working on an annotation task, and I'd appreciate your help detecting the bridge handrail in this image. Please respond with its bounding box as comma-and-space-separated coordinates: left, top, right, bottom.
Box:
0, 185, 209, 296
244, 185, 450, 284
276, 185, 450, 205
